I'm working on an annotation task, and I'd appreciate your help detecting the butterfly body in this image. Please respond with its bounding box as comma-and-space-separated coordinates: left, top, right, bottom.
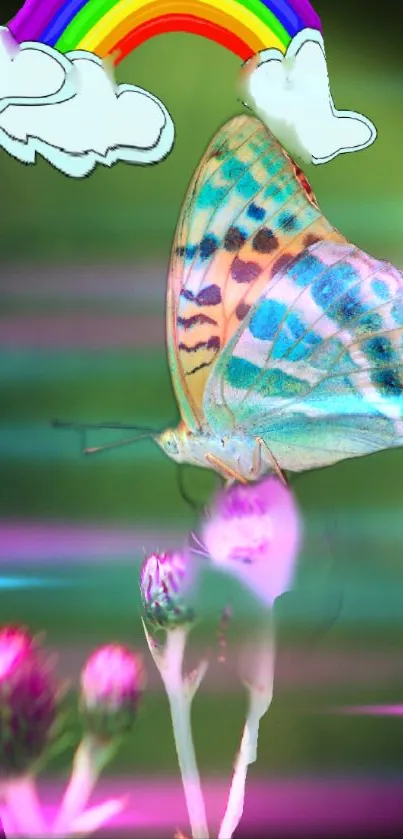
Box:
160, 114, 403, 482
156, 425, 271, 483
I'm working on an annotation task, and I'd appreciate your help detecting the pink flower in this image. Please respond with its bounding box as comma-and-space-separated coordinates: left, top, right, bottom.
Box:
140, 551, 197, 629
0, 625, 33, 680
201, 477, 302, 607
80, 644, 145, 739
0, 625, 58, 776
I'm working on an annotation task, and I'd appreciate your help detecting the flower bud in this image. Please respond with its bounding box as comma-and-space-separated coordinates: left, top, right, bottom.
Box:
140, 551, 196, 630
80, 644, 145, 739
0, 625, 58, 777
202, 476, 301, 606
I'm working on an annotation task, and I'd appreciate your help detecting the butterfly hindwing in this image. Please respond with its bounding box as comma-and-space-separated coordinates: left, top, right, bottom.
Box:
167, 115, 345, 432
204, 239, 403, 471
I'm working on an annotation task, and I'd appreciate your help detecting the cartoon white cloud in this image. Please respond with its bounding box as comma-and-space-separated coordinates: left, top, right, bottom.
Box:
240, 28, 376, 165
0, 26, 75, 110
0, 32, 174, 177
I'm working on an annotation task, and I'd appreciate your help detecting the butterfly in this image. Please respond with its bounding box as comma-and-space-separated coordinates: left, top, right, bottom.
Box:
54, 114, 403, 486
154, 114, 403, 484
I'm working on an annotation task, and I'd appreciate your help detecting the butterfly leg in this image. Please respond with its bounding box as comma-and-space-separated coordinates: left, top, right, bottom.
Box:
205, 453, 248, 485
254, 436, 289, 487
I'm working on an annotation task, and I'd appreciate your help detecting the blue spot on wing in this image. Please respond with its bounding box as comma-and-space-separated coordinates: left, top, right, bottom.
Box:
197, 183, 227, 209
262, 155, 284, 177
371, 367, 403, 397
355, 312, 383, 335
221, 159, 247, 181
236, 172, 259, 199
287, 332, 322, 361
225, 355, 307, 398
185, 245, 198, 261
311, 262, 359, 308
199, 234, 218, 260
249, 299, 287, 341
372, 278, 390, 300
362, 336, 395, 364
263, 180, 295, 204
247, 202, 265, 221
287, 312, 306, 339
392, 298, 403, 323
270, 311, 322, 361
226, 356, 261, 389
288, 253, 324, 287
279, 212, 299, 232
327, 288, 367, 324
258, 369, 306, 398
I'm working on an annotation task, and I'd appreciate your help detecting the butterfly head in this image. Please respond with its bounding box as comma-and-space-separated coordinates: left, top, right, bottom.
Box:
155, 424, 217, 470
155, 426, 188, 464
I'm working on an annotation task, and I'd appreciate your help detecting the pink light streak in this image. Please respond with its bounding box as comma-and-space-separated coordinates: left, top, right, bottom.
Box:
30, 775, 403, 836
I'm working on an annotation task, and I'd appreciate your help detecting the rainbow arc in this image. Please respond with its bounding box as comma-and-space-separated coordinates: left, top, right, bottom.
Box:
8, 0, 321, 64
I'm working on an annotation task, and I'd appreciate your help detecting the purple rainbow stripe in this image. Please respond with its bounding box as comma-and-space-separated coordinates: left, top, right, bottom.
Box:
8, 0, 321, 47
8, 0, 62, 41
290, 0, 320, 31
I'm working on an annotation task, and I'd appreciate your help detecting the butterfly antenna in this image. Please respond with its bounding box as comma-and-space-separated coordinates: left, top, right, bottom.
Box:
51, 419, 156, 456
52, 419, 155, 433
84, 433, 152, 455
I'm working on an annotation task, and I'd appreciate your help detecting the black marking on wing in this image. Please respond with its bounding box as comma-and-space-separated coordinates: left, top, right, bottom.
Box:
179, 337, 220, 353
224, 226, 247, 251
252, 227, 279, 253
235, 302, 251, 320
180, 335, 221, 377
180, 284, 222, 306
186, 361, 215, 377
177, 313, 218, 329
231, 257, 262, 283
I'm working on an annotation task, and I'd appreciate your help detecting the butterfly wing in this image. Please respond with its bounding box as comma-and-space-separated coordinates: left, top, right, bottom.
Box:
204, 239, 403, 471
167, 115, 345, 432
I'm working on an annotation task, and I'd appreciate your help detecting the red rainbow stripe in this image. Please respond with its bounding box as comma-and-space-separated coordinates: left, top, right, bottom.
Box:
111, 13, 254, 64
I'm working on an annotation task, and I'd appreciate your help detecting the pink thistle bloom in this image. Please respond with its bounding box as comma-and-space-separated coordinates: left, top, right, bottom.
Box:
0, 625, 33, 679
0, 625, 58, 777
80, 644, 145, 739
140, 551, 197, 629
201, 477, 302, 607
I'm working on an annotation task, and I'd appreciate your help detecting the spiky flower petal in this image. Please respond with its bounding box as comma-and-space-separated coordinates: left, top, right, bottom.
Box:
140, 551, 196, 630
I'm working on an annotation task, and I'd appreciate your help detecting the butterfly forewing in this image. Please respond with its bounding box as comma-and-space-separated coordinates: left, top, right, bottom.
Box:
204, 239, 403, 471
167, 115, 345, 432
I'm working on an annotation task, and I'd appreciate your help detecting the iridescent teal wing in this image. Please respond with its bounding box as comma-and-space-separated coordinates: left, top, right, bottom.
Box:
204, 240, 403, 472
167, 115, 345, 433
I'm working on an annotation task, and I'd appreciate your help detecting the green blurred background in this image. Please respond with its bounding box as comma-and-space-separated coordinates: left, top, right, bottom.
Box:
1, 0, 403, 795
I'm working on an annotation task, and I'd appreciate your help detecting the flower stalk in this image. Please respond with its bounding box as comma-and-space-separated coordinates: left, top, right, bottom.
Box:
52, 735, 116, 836
219, 613, 276, 839
142, 620, 209, 839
